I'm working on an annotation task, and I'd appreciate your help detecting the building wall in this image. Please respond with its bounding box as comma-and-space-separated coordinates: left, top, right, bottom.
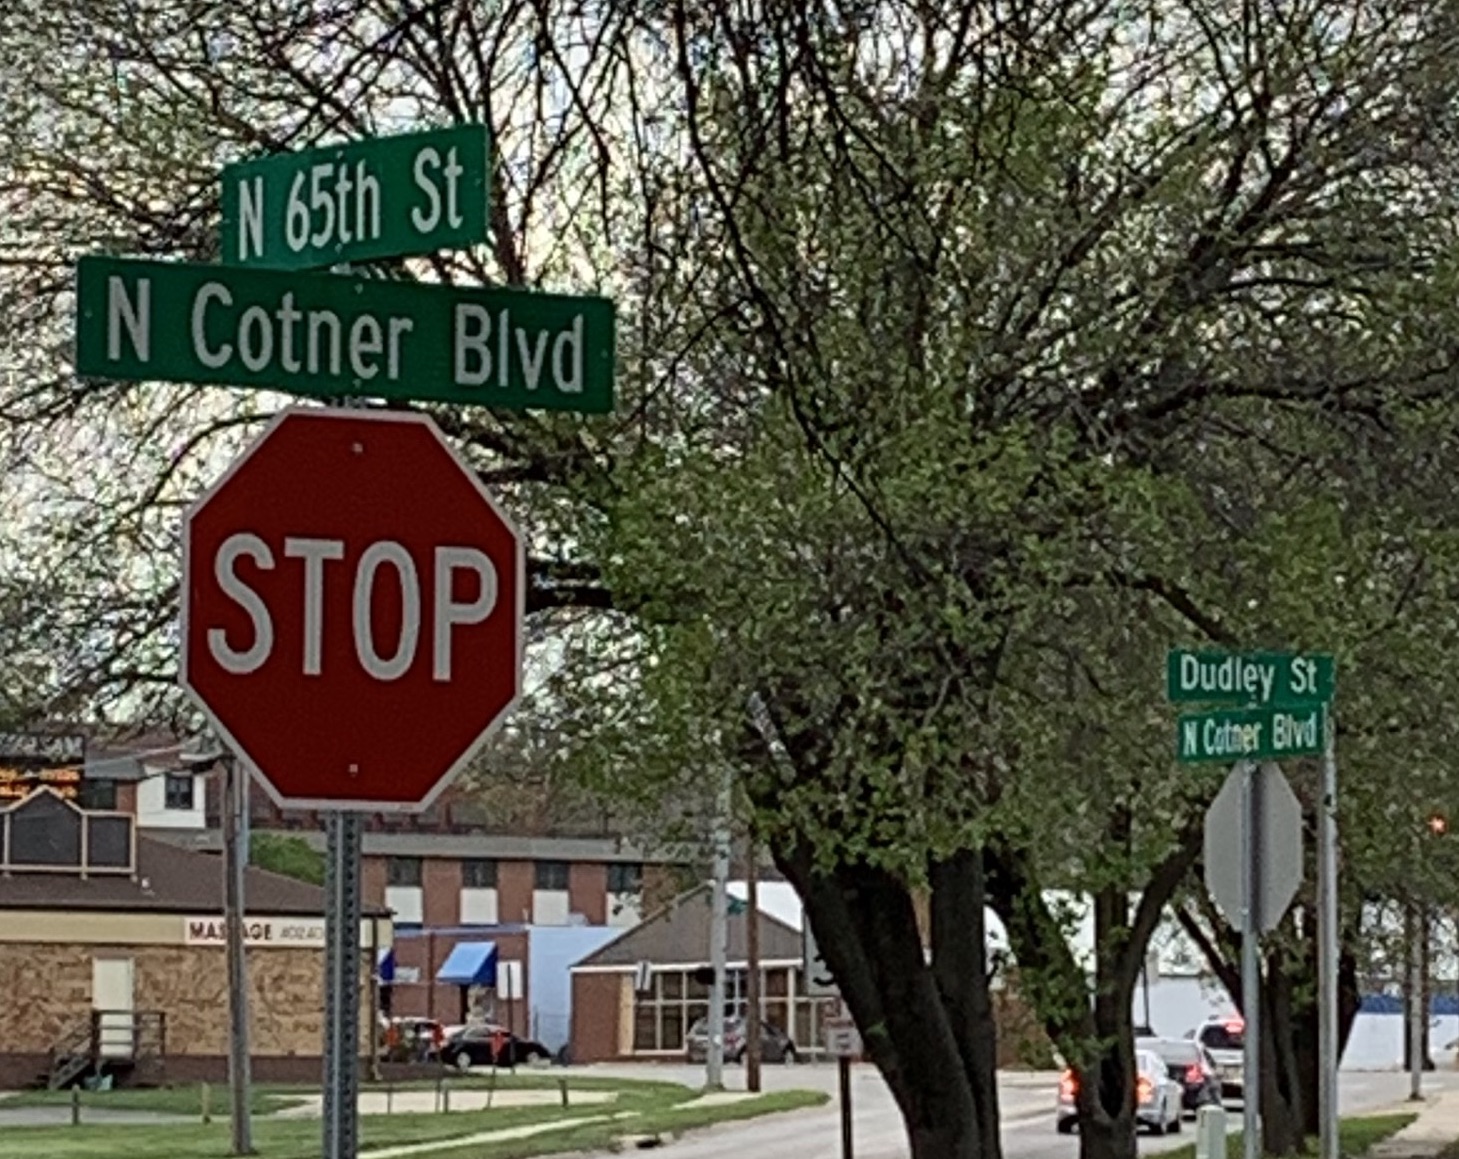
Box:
0, 942, 372, 1065
571, 971, 626, 1062
498, 861, 533, 925
569, 863, 608, 925
362, 858, 387, 909
387, 928, 530, 1028
133, 771, 206, 830
422, 859, 459, 927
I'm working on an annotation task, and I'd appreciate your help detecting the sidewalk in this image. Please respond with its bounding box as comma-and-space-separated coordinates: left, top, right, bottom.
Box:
1372, 1087, 1459, 1159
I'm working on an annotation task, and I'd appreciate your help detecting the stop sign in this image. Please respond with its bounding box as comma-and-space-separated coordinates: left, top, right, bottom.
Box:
180, 407, 522, 811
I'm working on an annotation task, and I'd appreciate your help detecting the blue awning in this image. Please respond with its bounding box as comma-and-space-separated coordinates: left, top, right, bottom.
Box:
376, 948, 395, 984
436, 941, 497, 987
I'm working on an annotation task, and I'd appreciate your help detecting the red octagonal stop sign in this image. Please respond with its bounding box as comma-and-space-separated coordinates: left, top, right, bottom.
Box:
181, 407, 523, 811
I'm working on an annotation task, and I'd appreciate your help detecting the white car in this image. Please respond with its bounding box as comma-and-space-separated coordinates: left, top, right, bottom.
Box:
1056, 1048, 1183, 1134
1192, 1017, 1245, 1098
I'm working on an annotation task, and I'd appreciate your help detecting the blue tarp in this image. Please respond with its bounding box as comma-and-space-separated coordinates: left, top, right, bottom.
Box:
436, 941, 498, 987
1361, 993, 1459, 1016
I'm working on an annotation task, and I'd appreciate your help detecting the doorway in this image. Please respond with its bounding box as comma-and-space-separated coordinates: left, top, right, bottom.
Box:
91, 957, 135, 1058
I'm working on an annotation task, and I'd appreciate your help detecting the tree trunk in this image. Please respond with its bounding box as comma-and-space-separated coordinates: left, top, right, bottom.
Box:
1178, 904, 1365, 1151
985, 856, 1140, 1159
776, 845, 1001, 1159
931, 849, 1002, 1159
1260, 955, 1304, 1156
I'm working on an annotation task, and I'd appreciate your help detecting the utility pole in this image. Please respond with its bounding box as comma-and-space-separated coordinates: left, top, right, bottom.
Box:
1408, 896, 1424, 1100
745, 836, 762, 1092
706, 770, 732, 1090
221, 755, 254, 1155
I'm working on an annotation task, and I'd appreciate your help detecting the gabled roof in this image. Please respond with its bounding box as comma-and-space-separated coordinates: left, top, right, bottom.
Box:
573, 881, 803, 969
0, 831, 387, 917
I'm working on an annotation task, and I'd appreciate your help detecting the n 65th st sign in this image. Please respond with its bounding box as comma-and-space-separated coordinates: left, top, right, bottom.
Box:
221, 124, 489, 270
74, 255, 615, 414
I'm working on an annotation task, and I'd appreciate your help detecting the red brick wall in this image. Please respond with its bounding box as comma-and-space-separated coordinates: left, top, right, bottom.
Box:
422, 857, 459, 927
497, 860, 533, 925
569, 863, 607, 925
570, 972, 622, 1062
361, 856, 387, 909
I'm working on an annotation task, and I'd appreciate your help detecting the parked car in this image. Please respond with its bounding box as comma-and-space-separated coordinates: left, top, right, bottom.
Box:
684, 1016, 798, 1064
1138, 1035, 1222, 1115
439, 1023, 551, 1071
1056, 1048, 1183, 1135
1191, 1017, 1245, 1098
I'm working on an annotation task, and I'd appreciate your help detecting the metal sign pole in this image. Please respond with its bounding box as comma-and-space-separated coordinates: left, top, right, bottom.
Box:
222, 756, 254, 1155
1241, 761, 1262, 1159
1318, 719, 1339, 1159
323, 812, 363, 1159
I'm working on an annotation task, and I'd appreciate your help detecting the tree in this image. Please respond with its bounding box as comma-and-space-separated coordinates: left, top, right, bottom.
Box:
250, 832, 324, 886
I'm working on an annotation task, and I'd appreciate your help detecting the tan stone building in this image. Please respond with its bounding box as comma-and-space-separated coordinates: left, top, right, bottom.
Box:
0, 788, 389, 1088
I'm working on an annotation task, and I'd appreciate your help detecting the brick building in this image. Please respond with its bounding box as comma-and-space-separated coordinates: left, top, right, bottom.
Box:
570, 881, 837, 1062
72, 732, 691, 1056
0, 787, 388, 1088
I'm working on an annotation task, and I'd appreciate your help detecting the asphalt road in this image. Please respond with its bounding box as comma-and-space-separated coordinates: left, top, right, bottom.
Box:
582, 1064, 1455, 1159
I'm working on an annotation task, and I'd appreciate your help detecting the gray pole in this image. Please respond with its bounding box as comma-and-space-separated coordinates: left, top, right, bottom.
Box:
323, 812, 363, 1159
222, 756, 254, 1155
1409, 898, 1424, 1101
1318, 722, 1339, 1159
1241, 761, 1262, 1159
706, 771, 732, 1090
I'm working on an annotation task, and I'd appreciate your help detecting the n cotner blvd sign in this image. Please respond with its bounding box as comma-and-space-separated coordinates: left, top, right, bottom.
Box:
1176, 704, 1325, 763
75, 255, 615, 414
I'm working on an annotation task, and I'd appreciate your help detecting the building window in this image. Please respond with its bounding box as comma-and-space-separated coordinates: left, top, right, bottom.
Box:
78, 780, 117, 811
461, 858, 498, 888
607, 863, 642, 894
163, 774, 194, 811
632, 969, 710, 1053
387, 857, 422, 886
534, 860, 569, 891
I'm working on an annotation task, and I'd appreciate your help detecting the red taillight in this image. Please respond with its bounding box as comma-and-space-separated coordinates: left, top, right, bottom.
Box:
1186, 1063, 1205, 1083
1137, 1076, 1153, 1103
1059, 1069, 1077, 1099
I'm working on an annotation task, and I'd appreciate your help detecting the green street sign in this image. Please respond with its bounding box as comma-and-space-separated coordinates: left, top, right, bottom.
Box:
220, 124, 490, 270
1177, 705, 1326, 763
75, 255, 614, 414
1166, 649, 1334, 706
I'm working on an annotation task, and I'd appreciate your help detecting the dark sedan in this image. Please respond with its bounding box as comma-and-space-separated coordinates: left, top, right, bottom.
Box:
1138, 1036, 1222, 1115
440, 1024, 552, 1071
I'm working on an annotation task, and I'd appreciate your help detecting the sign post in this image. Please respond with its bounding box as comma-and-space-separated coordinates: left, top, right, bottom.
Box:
76, 120, 613, 1159
322, 813, 363, 1159
182, 408, 525, 1159
1170, 648, 1335, 1159
824, 1018, 861, 1159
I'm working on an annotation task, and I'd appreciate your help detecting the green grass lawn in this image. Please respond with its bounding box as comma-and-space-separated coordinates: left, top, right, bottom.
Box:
1156, 1114, 1417, 1159
0, 1072, 686, 1119
0, 1076, 828, 1159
